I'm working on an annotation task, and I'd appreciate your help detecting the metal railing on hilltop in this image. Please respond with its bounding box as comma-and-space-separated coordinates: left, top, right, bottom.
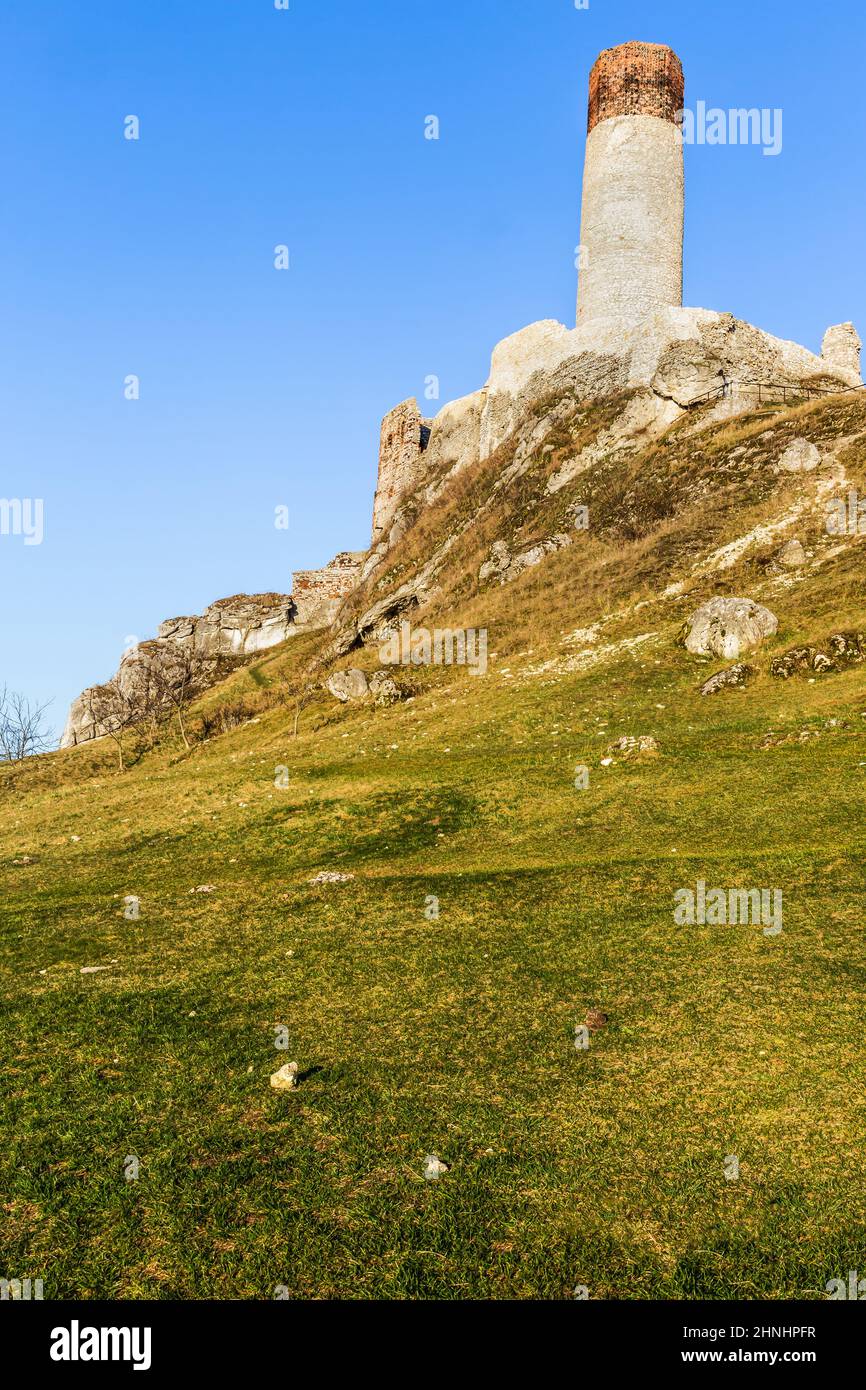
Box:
686, 378, 866, 410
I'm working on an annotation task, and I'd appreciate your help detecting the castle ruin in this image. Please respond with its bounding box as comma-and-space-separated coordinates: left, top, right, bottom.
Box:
62, 41, 863, 748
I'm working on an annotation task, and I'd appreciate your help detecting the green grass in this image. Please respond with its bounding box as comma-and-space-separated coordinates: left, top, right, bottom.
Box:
2, 631, 866, 1299
3, 391, 866, 1299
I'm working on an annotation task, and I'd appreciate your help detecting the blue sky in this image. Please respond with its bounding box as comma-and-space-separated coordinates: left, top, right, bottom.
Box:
2, 0, 864, 740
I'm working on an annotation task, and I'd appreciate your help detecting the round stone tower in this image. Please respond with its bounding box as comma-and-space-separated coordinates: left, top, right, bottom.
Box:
576, 42, 685, 328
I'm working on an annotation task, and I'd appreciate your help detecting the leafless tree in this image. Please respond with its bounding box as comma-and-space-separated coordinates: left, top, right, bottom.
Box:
291, 681, 318, 738
0, 686, 54, 763
85, 681, 151, 772
148, 647, 198, 750
277, 661, 322, 739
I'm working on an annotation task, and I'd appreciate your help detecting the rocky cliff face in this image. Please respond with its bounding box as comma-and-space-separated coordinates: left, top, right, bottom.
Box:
156, 593, 296, 659
61, 553, 367, 748
60, 593, 295, 749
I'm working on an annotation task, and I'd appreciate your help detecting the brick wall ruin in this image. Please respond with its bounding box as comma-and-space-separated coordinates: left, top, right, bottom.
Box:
291, 551, 367, 628
587, 41, 684, 134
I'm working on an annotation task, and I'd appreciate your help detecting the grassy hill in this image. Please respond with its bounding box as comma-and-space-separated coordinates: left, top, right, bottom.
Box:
2, 390, 866, 1299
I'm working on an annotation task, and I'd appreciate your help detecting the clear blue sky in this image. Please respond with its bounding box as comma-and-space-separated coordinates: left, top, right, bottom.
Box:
2, 0, 864, 740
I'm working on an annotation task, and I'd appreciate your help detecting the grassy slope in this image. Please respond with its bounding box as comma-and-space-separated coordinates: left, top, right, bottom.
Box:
2, 395, 866, 1300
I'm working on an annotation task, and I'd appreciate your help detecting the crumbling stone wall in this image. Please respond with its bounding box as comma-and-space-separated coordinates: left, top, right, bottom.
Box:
822, 323, 862, 384
291, 551, 366, 628
370, 398, 432, 545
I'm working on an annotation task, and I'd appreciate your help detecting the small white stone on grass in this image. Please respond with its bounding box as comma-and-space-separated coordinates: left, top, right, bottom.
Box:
270, 1062, 300, 1091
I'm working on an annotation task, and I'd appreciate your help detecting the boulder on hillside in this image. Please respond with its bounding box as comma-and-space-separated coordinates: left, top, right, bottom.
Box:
326, 669, 369, 702
778, 437, 821, 473
700, 663, 755, 696
680, 596, 778, 661
369, 671, 401, 706
776, 539, 807, 569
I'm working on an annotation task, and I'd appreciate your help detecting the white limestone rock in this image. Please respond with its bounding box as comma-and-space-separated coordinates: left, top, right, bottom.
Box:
778, 438, 822, 473
681, 597, 779, 661
424, 389, 486, 481
326, 669, 369, 703
270, 1062, 299, 1092
777, 539, 807, 569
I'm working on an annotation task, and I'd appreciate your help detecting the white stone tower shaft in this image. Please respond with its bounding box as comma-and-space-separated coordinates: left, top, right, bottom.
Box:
577, 42, 685, 328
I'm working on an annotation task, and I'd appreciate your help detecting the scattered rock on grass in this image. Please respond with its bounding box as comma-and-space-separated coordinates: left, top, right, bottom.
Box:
270, 1062, 299, 1091
700, 663, 755, 696
308, 871, 356, 885
369, 670, 402, 706
770, 633, 864, 680
828, 632, 866, 663
605, 735, 660, 761
770, 647, 833, 678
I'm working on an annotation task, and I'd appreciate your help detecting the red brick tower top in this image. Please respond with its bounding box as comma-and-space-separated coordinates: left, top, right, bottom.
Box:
587, 42, 684, 135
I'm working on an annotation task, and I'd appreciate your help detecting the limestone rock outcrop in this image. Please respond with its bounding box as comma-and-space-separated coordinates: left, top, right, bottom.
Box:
388, 308, 863, 513
157, 593, 296, 659
61, 556, 366, 749
60, 596, 292, 749
478, 533, 574, 586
